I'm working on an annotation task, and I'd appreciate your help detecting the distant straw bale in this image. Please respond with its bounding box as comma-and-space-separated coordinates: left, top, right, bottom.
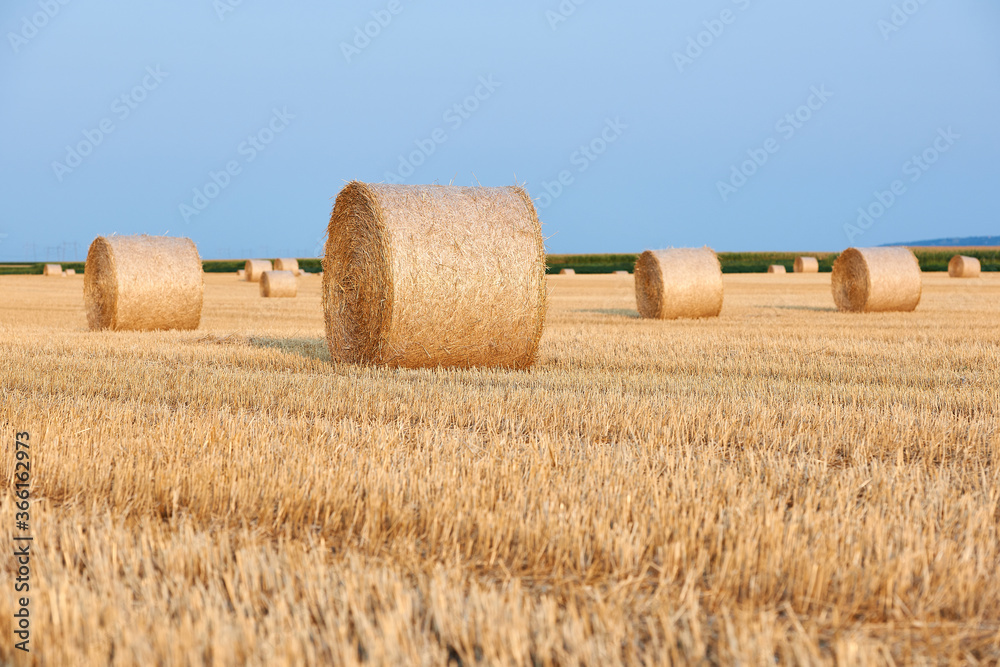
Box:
43, 264, 62, 276
767, 265, 786, 274
323, 181, 546, 369
634, 247, 724, 319
64, 269, 76, 276
559, 268, 576, 275
794, 256, 819, 273
613, 270, 630, 275
948, 255, 981, 278
244, 260, 272, 282
236, 269, 245, 279
274, 258, 300, 276
831, 247, 921, 313
260, 270, 297, 298
84, 235, 203, 330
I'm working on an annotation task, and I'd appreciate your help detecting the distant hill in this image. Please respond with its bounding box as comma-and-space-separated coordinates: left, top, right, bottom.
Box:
884, 236, 1000, 247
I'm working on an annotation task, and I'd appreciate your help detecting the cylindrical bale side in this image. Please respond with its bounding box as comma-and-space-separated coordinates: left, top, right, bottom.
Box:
949, 255, 981, 278
794, 256, 819, 273
634, 247, 724, 319
84, 235, 203, 330
274, 258, 300, 275
65, 269, 76, 276
831, 247, 922, 312
244, 259, 273, 282
323, 181, 546, 369
43, 264, 62, 276
767, 265, 787, 274
559, 268, 576, 275
260, 270, 297, 298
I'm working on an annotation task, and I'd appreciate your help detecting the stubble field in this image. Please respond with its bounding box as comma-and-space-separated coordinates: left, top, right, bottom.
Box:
1, 272, 999, 665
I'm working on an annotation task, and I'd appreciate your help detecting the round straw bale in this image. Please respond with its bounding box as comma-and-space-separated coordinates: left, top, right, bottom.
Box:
236, 269, 245, 279
65, 268, 76, 276
274, 258, 300, 275
244, 259, 272, 282
323, 181, 546, 369
831, 247, 921, 313
767, 264, 786, 274
43, 263, 62, 276
260, 270, 297, 298
634, 247, 724, 319
794, 256, 819, 273
948, 255, 981, 278
613, 270, 630, 275
559, 268, 576, 275
84, 235, 203, 330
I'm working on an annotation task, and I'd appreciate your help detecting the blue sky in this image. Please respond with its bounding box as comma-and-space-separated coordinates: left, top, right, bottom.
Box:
2, 1, 998, 260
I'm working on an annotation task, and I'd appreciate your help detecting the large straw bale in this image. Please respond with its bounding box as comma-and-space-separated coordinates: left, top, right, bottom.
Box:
323, 181, 546, 369
634, 247, 724, 319
84, 235, 203, 330
244, 259, 272, 282
794, 256, 819, 273
260, 270, 297, 298
948, 255, 981, 278
831, 247, 921, 312
43, 264, 62, 276
767, 264, 786, 274
274, 258, 300, 276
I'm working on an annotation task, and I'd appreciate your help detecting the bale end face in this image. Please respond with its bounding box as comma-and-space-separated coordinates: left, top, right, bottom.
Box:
43, 264, 62, 276
274, 258, 300, 276
948, 255, 981, 278
260, 270, 297, 298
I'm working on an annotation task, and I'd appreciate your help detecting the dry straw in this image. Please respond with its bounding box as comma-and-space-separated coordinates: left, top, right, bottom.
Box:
559, 268, 576, 275
794, 256, 819, 273
634, 247, 724, 319
831, 246, 921, 312
948, 255, 981, 278
236, 269, 245, 279
767, 264, 786, 274
260, 270, 297, 298
323, 181, 546, 369
613, 270, 630, 275
244, 259, 272, 282
64, 269, 76, 276
274, 258, 300, 276
84, 235, 203, 331
43, 264, 62, 276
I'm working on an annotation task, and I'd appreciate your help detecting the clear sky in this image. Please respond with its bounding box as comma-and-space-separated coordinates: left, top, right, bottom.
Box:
2, 1, 998, 261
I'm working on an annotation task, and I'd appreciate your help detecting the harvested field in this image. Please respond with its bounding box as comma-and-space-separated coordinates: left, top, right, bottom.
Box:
1, 272, 999, 665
